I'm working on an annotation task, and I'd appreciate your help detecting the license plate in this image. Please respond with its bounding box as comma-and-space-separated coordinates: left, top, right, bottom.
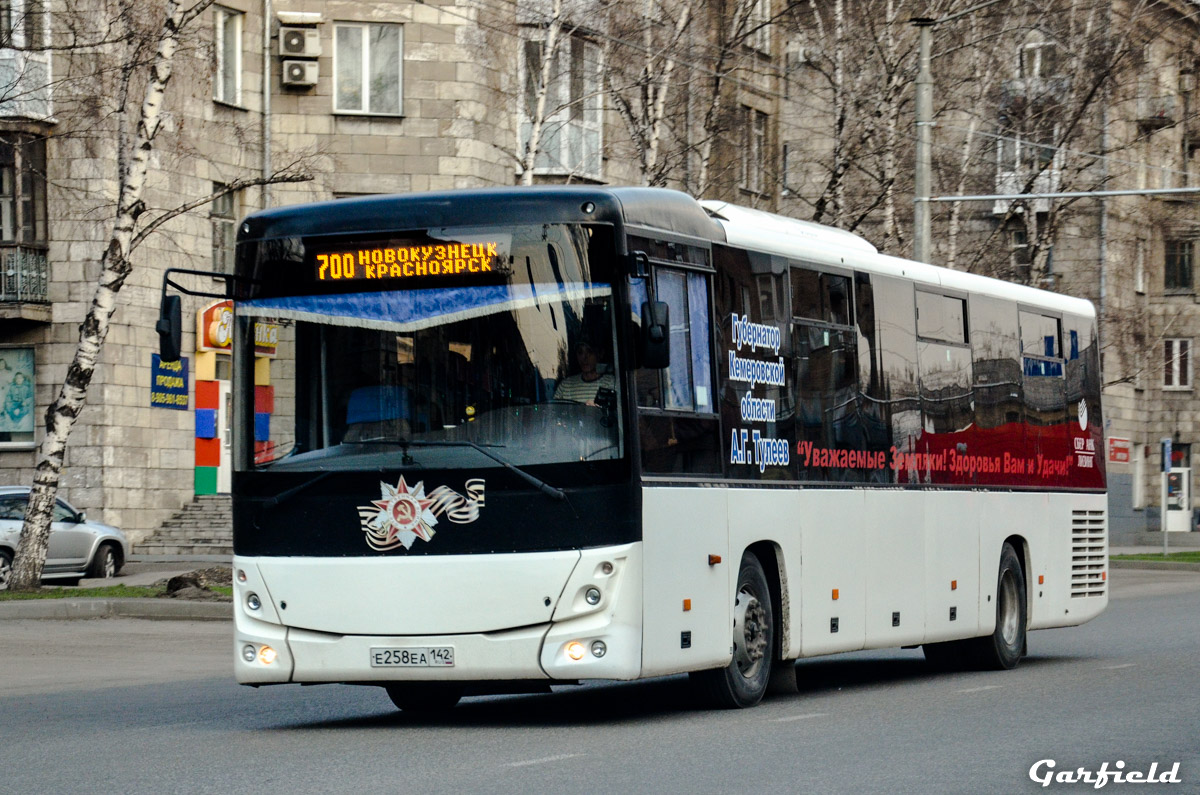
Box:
369, 647, 455, 668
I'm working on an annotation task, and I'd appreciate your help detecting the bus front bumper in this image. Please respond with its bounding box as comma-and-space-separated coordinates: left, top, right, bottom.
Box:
235, 618, 642, 684
233, 544, 643, 685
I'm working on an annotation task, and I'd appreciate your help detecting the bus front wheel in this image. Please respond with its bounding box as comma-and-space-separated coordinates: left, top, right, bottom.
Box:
385, 683, 463, 712
690, 551, 775, 709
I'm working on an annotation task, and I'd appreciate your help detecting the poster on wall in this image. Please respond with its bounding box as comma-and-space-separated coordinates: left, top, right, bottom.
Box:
150, 354, 190, 410
0, 346, 35, 443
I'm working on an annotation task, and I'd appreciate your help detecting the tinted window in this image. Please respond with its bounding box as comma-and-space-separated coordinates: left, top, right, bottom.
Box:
53, 501, 76, 523
917, 291, 967, 344
918, 342, 974, 434
970, 295, 1023, 430
0, 496, 25, 520
791, 266, 852, 326
857, 275, 919, 482
1020, 310, 1062, 359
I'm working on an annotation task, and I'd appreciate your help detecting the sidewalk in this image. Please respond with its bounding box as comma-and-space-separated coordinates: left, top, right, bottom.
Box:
0, 555, 232, 621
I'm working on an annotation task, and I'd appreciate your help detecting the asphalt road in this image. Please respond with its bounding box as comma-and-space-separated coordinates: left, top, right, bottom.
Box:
2, 568, 1197, 794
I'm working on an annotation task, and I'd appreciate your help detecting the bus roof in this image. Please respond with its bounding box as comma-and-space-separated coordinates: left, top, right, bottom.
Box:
240, 186, 1093, 319
239, 186, 722, 244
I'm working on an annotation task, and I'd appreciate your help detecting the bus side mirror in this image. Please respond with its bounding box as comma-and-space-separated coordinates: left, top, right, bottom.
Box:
157, 294, 182, 362
641, 301, 670, 369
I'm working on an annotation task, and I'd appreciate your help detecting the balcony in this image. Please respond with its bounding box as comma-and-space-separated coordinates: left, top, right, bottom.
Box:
992, 167, 1061, 215
0, 244, 50, 322
1137, 94, 1176, 131
1000, 76, 1072, 110
0, 49, 52, 120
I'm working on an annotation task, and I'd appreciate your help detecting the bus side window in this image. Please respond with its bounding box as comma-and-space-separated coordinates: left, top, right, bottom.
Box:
643, 268, 713, 412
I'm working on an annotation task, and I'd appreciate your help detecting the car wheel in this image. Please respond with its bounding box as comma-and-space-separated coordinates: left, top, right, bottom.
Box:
0, 549, 11, 591
88, 543, 120, 579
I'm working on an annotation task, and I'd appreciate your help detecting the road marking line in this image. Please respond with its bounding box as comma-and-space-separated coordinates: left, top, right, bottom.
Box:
505, 754, 584, 769
772, 712, 827, 722
1102, 663, 1136, 670
956, 685, 1004, 694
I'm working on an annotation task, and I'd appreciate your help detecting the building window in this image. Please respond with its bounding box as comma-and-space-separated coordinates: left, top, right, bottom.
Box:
1, 0, 44, 48
0, 134, 46, 244
1135, 238, 1146, 294
1009, 227, 1031, 269
211, 184, 237, 275
747, 0, 770, 53
1165, 338, 1191, 390
0, 345, 35, 448
214, 7, 243, 105
741, 107, 768, 195
334, 22, 403, 116
1018, 32, 1058, 78
519, 32, 603, 179
1165, 239, 1193, 291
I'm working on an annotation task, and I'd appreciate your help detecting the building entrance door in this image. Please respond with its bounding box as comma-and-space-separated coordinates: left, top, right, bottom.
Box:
217, 380, 232, 493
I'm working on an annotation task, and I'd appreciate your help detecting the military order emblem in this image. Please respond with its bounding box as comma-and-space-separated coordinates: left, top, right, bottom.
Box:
358, 476, 485, 551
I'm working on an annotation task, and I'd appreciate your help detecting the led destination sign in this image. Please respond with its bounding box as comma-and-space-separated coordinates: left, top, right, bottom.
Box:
316, 241, 504, 282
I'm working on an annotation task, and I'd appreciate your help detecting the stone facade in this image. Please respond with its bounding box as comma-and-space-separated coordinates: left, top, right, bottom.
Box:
4, 0, 1195, 544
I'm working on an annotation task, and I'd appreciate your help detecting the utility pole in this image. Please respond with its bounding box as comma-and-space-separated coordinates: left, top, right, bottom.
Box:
909, 0, 1006, 264
912, 18, 934, 264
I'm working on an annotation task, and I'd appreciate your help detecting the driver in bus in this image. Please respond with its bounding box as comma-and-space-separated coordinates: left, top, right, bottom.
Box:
554, 339, 615, 406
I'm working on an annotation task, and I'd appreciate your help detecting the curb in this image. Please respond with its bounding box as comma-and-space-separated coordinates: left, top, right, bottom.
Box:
0, 598, 231, 621
1110, 559, 1200, 573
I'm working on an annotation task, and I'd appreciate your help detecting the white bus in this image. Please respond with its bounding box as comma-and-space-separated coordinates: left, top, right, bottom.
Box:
213, 187, 1107, 710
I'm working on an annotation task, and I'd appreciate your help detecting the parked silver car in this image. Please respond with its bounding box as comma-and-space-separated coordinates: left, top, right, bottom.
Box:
0, 486, 128, 589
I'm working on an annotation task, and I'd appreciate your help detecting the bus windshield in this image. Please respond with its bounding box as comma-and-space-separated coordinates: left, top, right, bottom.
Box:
237, 223, 623, 472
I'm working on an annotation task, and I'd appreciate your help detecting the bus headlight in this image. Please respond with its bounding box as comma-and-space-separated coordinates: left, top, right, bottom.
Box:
585, 587, 601, 605
242, 644, 256, 662
566, 641, 586, 661
246, 593, 262, 611
258, 645, 278, 665
590, 641, 607, 658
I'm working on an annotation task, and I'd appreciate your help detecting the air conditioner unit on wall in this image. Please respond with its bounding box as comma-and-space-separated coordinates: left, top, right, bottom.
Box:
282, 60, 319, 88
279, 27, 321, 58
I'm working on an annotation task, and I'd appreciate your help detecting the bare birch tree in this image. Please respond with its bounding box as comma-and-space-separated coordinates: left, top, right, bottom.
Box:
604, 0, 693, 186
8, 0, 309, 591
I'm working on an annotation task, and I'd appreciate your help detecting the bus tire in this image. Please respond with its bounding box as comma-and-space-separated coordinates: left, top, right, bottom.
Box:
690, 551, 775, 709
384, 683, 463, 712
971, 542, 1026, 670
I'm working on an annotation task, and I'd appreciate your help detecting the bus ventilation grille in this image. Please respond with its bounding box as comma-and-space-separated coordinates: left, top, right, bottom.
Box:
1070, 509, 1107, 598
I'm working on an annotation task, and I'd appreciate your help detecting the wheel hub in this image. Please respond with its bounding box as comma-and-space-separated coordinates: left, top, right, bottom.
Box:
733, 589, 768, 676
998, 571, 1020, 646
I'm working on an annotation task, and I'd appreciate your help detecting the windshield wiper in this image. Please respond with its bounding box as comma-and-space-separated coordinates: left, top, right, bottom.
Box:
255, 470, 336, 527
402, 440, 566, 501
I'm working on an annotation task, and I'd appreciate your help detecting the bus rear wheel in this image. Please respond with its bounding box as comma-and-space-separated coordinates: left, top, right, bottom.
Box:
385, 683, 463, 712
973, 542, 1026, 669
690, 551, 775, 709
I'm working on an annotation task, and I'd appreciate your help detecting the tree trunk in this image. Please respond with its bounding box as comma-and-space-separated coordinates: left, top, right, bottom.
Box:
9, 0, 194, 591
520, 0, 564, 186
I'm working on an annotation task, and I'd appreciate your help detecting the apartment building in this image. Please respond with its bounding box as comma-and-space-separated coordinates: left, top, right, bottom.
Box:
0, 0, 659, 542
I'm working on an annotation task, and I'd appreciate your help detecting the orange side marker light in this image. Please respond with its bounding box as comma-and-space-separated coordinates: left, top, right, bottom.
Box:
683, 599, 692, 611
832, 589, 839, 601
